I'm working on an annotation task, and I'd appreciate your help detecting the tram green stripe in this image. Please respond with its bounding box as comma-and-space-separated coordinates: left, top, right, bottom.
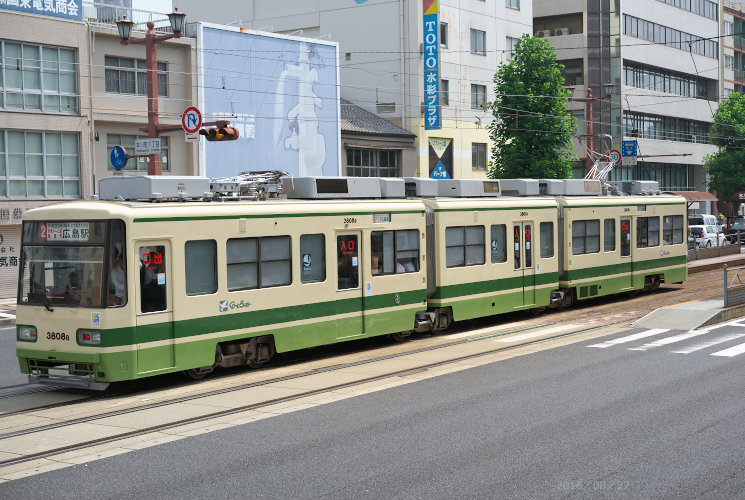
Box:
133, 210, 425, 223
431, 272, 559, 300
562, 255, 686, 281
433, 207, 555, 213
78, 289, 427, 348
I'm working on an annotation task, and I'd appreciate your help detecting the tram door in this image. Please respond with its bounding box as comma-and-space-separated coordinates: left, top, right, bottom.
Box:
135, 242, 175, 373
620, 218, 633, 290
336, 233, 364, 340
513, 223, 536, 307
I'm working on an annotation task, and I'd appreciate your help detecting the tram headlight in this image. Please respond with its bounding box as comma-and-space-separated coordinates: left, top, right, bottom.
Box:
18, 326, 37, 342
78, 331, 101, 345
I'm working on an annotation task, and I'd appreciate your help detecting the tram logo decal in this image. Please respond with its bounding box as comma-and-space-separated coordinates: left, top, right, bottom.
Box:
219, 300, 252, 312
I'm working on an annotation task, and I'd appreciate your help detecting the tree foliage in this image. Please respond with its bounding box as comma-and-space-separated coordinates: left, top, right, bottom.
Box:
704, 92, 745, 201
486, 35, 576, 179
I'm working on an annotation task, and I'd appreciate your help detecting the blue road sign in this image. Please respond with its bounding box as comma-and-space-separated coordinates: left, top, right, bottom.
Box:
622, 140, 638, 157
110, 145, 128, 170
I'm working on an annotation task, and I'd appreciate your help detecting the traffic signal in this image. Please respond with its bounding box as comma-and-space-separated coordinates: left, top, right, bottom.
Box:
200, 127, 240, 141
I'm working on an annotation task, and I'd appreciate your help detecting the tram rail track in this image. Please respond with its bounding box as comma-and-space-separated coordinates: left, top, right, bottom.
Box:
0, 317, 628, 468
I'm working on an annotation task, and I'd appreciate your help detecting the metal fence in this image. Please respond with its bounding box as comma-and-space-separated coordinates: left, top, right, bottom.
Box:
724, 264, 745, 308
82, 1, 173, 33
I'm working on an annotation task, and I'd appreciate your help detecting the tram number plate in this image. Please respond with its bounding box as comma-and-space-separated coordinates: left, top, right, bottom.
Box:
46, 331, 70, 341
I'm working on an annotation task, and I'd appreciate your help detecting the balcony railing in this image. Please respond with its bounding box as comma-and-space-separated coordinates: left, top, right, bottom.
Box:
82, 1, 174, 34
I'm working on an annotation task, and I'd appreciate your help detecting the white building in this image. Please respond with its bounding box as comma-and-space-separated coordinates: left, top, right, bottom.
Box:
176, 0, 534, 180
534, 0, 719, 199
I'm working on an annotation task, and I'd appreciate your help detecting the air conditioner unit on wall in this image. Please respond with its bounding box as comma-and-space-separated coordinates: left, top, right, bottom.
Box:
536, 30, 551, 38
555, 28, 570, 36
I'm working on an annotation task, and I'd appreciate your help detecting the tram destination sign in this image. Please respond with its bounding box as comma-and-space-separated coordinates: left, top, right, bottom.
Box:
39, 222, 90, 242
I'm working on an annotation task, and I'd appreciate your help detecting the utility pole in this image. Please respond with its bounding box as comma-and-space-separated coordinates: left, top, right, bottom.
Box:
116, 10, 187, 175
572, 88, 611, 175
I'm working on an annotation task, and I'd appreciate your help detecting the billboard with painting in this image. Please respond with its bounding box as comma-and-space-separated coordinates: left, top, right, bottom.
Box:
197, 24, 341, 178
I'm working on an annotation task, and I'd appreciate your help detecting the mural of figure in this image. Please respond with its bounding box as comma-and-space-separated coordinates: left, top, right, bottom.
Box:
274, 42, 327, 176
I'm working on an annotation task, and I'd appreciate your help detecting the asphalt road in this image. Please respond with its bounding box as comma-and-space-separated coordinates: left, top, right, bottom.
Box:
0, 327, 26, 388
3, 321, 745, 499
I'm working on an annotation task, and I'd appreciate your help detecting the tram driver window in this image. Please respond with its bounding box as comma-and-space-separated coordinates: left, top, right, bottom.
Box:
637, 216, 660, 248
139, 245, 167, 313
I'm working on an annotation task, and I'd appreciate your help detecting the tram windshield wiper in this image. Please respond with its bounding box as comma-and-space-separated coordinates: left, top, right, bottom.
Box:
40, 295, 54, 312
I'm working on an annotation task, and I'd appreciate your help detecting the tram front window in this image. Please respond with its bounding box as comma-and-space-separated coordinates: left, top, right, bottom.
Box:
19, 246, 105, 307
19, 220, 110, 308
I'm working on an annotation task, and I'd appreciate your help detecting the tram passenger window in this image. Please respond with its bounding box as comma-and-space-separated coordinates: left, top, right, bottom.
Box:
446, 225, 484, 268
604, 219, 616, 252
185, 240, 217, 295
540, 222, 554, 258
300, 234, 325, 283
572, 220, 600, 255
139, 245, 167, 313
663, 215, 684, 245
491, 225, 507, 263
107, 220, 127, 307
371, 230, 419, 275
227, 236, 292, 291
637, 217, 660, 248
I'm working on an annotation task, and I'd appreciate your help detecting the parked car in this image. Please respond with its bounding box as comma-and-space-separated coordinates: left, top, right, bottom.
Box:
725, 216, 745, 244
690, 224, 727, 247
689, 214, 719, 227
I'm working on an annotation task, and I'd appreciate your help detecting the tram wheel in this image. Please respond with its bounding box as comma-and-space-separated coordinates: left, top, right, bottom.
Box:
247, 360, 267, 369
390, 331, 410, 342
184, 367, 212, 380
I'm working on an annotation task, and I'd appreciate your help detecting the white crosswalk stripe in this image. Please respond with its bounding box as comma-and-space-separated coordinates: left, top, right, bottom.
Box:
0, 311, 15, 318
628, 330, 710, 351
589, 329, 669, 348
494, 324, 581, 343
711, 341, 745, 357
671, 333, 745, 354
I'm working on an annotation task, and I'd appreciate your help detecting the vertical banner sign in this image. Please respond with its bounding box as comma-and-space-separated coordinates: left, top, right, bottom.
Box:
423, 0, 440, 130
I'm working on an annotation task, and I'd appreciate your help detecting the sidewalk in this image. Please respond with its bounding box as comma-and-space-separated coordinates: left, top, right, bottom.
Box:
0, 253, 742, 330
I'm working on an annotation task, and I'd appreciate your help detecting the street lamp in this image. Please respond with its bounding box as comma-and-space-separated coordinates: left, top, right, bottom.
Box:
115, 9, 187, 175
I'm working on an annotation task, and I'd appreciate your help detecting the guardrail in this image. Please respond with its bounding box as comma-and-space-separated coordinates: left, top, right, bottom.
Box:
82, 1, 173, 33
723, 264, 745, 307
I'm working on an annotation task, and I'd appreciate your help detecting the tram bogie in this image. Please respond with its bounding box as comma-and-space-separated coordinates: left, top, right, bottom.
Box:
15, 175, 688, 389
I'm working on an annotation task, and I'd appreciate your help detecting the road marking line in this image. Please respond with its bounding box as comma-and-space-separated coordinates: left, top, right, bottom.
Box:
494, 324, 581, 343
0, 312, 15, 318
589, 329, 669, 348
711, 341, 745, 357
671, 333, 745, 354
628, 330, 708, 351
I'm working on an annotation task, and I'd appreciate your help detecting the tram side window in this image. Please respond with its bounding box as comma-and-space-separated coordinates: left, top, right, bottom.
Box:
572, 220, 600, 255
371, 229, 419, 275
490, 225, 507, 263
663, 215, 684, 245
108, 220, 127, 307
185, 240, 217, 295
446, 225, 485, 268
227, 236, 292, 291
300, 234, 326, 283
139, 245, 167, 313
540, 222, 554, 258
637, 217, 660, 248
604, 219, 616, 252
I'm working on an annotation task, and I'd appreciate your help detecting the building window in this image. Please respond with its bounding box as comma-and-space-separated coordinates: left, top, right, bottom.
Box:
726, 55, 734, 71
440, 22, 448, 47
1, 41, 78, 114
726, 21, 734, 36
506, 0, 520, 8
440, 79, 449, 106
623, 15, 718, 59
104, 56, 167, 97
623, 63, 712, 99
505, 37, 518, 58
107, 134, 169, 172
623, 111, 711, 144
0, 130, 81, 198
472, 143, 487, 171
471, 84, 486, 109
657, 0, 717, 20
346, 148, 399, 177
470, 29, 486, 55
